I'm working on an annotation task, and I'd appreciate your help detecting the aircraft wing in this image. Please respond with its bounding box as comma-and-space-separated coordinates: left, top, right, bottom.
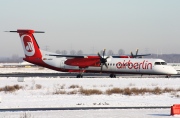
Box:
49, 54, 151, 59
48, 54, 100, 59
112, 54, 151, 58
135, 54, 151, 57
49, 54, 86, 58
49, 54, 100, 68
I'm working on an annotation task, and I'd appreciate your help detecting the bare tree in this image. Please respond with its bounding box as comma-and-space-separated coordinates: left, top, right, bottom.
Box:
118, 49, 125, 55
44, 45, 50, 51
55, 50, 61, 54
70, 50, 76, 55
61, 50, 68, 55
77, 50, 83, 55
11, 54, 19, 62
107, 50, 114, 56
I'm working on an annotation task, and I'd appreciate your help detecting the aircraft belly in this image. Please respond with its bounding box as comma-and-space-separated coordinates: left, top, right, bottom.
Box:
65, 65, 79, 70
153, 66, 174, 75
43, 60, 58, 68
138, 69, 152, 74
43, 58, 62, 68
86, 67, 101, 71
118, 68, 139, 73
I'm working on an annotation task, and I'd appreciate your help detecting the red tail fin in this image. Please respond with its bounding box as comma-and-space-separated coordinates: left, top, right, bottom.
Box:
6, 29, 46, 65
16, 29, 44, 58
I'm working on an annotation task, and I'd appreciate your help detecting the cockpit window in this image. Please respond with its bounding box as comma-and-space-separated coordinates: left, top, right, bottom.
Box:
155, 62, 167, 65
161, 62, 167, 65
155, 62, 161, 65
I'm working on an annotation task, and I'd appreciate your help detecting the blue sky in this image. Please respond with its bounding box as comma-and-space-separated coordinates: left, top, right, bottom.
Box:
0, 0, 180, 57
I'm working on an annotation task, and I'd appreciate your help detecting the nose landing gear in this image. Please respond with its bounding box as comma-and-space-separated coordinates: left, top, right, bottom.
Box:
77, 74, 83, 78
110, 73, 116, 78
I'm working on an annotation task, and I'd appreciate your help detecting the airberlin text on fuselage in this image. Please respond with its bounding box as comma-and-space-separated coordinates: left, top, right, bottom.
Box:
116, 60, 152, 70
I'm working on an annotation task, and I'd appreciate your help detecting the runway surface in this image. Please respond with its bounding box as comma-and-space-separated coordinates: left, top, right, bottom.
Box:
0, 106, 171, 112
0, 109, 173, 118
0, 73, 179, 78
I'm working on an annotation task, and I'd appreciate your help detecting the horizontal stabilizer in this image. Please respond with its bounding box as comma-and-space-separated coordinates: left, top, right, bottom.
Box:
5, 29, 44, 34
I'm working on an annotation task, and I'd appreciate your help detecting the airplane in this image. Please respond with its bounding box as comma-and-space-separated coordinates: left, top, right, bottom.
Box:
6, 29, 177, 78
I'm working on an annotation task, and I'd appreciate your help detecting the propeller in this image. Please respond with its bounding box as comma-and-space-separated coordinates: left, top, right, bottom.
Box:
97, 49, 109, 72
130, 49, 151, 58
131, 49, 139, 58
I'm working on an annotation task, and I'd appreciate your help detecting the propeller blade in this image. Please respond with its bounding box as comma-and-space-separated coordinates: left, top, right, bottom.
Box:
104, 63, 108, 69
97, 52, 101, 58
105, 56, 110, 60
103, 49, 106, 58
131, 51, 134, 57
135, 49, 139, 57
97, 49, 108, 72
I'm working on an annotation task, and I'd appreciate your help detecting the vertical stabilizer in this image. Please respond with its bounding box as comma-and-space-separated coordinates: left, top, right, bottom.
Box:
6, 29, 45, 65
7, 29, 44, 58
17, 29, 44, 58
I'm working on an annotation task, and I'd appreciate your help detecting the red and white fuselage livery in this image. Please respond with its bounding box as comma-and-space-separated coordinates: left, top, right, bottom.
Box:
8, 29, 177, 78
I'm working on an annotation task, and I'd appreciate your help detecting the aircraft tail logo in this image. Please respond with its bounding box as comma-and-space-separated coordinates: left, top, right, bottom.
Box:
21, 34, 35, 56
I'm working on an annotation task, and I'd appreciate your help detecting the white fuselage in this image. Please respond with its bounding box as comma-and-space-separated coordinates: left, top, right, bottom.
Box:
41, 51, 177, 75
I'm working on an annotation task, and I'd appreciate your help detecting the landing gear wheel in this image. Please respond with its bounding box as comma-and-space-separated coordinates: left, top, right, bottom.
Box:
110, 73, 116, 78
165, 75, 170, 78
77, 74, 83, 78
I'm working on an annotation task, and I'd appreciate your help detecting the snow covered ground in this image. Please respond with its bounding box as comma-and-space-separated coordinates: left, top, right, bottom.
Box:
0, 67, 180, 117
0, 77, 180, 108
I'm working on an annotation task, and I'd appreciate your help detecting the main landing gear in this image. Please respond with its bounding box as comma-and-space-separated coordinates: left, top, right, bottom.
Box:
76, 68, 85, 78
77, 74, 83, 78
165, 75, 170, 78
110, 73, 116, 78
